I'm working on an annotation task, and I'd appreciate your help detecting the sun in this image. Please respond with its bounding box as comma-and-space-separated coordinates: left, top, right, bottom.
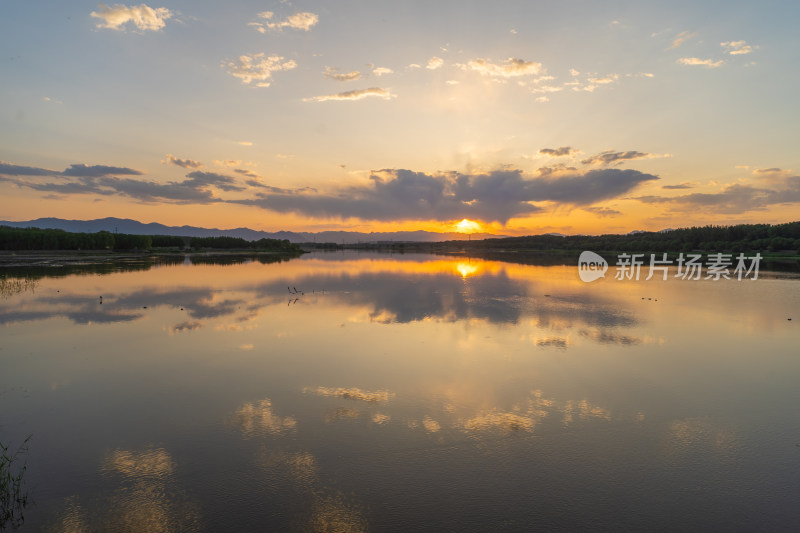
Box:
454, 218, 482, 233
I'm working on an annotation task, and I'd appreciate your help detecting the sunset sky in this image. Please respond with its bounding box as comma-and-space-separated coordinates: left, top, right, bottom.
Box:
2, 1, 799, 236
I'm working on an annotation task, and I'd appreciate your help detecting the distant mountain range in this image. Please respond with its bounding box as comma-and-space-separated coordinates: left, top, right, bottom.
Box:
0, 217, 508, 244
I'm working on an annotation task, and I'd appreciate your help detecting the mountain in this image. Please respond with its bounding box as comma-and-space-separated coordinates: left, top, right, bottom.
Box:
0, 217, 506, 244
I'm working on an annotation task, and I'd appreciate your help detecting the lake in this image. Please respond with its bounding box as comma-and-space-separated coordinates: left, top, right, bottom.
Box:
1, 251, 799, 531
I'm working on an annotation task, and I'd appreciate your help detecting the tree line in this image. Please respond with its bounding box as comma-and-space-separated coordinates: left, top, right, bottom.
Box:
0, 227, 149, 251
187, 236, 302, 253
447, 221, 800, 255
0, 227, 302, 254
4, 222, 799, 255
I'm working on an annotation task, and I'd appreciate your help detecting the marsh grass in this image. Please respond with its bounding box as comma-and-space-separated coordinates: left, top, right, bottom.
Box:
0, 436, 30, 530
0, 278, 37, 299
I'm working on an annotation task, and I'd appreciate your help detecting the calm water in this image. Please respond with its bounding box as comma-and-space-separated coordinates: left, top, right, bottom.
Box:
1, 252, 799, 531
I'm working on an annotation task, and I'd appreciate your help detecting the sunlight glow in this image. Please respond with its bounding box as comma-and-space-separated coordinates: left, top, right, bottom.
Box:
456, 262, 479, 278
455, 219, 482, 233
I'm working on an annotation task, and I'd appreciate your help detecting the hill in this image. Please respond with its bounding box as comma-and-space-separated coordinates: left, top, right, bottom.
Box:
0, 217, 504, 244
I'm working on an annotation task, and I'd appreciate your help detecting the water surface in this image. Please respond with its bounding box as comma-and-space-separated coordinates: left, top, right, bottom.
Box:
1, 252, 799, 531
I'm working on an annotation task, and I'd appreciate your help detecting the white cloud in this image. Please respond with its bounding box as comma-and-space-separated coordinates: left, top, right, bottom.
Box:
408, 63, 422, 69
587, 74, 619, 84
224, 53, 297, 87
303, 87, 396, 102
372, 67, 394, 76
214, 159, 242, 167
721, 40, 754, 55
669, 30, 696, 49
323, 67, 361, 81
531, 85, 562, 94
677, 57, 724, 68
91, 3, 172, 31
253, 11, 318, 32
427, 56, 444, 70
247, 22, 267, 34
569, 68, 580, 76
462, 58, 543, 77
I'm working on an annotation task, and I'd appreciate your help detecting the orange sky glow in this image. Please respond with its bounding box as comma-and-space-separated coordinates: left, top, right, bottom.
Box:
2, 2, 799, 236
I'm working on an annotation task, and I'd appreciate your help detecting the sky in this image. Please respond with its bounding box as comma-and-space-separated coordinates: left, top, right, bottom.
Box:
1, 0, 799, 236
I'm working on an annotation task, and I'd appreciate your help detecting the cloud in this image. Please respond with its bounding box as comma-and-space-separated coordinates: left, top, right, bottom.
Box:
1, 161, 247, 203
583, 206, 621, 217
233, 167, 658, 223
17, 176, 221, 203
3, 158, 658, 223
677, 57, 724, 68
223, 53, 297, 87
184, 171, 245, 192
536, 164, 577, 176
233, 168, 259, 178
753, 167, 783, 174
238, 141, 253, 147
661, 182, 695, 190
461, 57, 543, 77
427, 56, 444, 70
372, 67, 393, 76
163, 154, 202, 169
323, 67, 361, 81
303, 87, 396, 102
62, 164, 143, 177
752, 167, 794, 179
539, 147, 577, 157
0, 162, 61, 177
721, 40, 753, 55
214, 159, 241, 167
252, 11, 318, 32
531, 84, 563, 94
669, 31, 696, 49
90, 3, 172, 31
581, 150, 669, 166
587, 74, 619, 85
635, 177, 800, 214
527, 169, 658, 204
0, 162, 142, 178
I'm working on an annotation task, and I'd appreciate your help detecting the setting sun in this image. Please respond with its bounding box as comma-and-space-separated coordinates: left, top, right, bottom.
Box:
455, 219, 482, 233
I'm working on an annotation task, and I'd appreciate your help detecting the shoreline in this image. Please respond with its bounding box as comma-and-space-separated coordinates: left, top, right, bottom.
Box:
0, 249, 302, 267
